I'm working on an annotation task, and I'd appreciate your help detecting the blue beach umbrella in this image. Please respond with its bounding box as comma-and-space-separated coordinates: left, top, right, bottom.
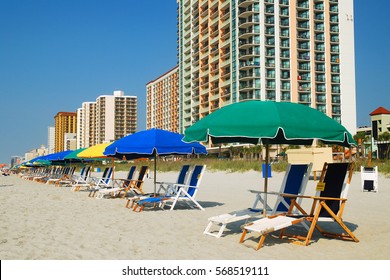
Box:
25, 156, 52, 167
45, 150, 73, 161
43, 150, 74, 165
104, 128, 207, 193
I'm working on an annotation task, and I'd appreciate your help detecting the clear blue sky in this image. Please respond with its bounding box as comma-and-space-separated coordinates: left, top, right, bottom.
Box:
0, 0, 389, 164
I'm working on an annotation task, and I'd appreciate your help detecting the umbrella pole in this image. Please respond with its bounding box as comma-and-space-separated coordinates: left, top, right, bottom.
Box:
263, 143, 270, 217
111, 157, 115, 183
154, 154, 157, 196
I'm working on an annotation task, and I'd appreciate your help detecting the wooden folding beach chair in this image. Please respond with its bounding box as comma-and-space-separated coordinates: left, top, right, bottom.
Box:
240, 162, 359, 250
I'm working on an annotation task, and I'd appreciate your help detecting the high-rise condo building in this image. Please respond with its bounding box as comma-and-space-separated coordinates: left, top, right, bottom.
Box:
47, 126, 55, 154
177, 0, 356, 134
146, 66, 180, 132
54, 112, 77, 152
77, 90, 137, 148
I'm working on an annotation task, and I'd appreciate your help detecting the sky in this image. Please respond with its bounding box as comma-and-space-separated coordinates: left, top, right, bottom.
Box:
0, 0, 389, 164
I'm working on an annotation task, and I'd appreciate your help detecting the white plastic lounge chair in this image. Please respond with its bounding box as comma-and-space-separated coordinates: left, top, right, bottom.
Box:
240, 162, 359, 250
68, 166, 91, 189
46, 167, 75, 185
249, 163, 313, 214
95, 166, 137, 199
32, 167, 57, 182
55, 166, 87, 187
71, 167, 111, 192
360, 166, 378, 192
133, 165, 206, 212
203, 163, 312, 238
88, 167, 114, 197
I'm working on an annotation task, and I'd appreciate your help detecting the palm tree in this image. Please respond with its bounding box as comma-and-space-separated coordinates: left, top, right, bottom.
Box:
353, 131, 370, 159
377, 132, 390, 159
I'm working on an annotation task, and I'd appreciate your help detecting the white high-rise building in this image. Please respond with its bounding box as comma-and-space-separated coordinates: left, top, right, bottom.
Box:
47, 126, 55, 154
77, 90, 137, 148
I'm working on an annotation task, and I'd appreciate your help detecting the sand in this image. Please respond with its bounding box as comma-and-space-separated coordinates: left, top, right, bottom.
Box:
0, 167, 389, 260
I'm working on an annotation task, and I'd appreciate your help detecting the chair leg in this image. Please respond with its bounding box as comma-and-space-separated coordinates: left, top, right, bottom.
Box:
125, 199, 131, 209
256, 235, 267, 251
239, 229, 248, 244
203, 222, 226, 238
320, 202, 359, 242
216, 224, 227, 238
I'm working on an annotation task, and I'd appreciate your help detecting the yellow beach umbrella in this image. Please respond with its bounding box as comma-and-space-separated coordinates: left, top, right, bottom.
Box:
78, 142, 113, 158
78, 142, 115, 180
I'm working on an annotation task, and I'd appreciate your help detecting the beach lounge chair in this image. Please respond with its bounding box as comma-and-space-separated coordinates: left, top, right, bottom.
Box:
21, 168, 42, 180
67, 166, 91, 189
36, 167, 67, 183
88, 167, 114, 197
95, 166, 137, 199
133, 165, 206, 212
360, 166, 378, 192
71, 167, 111, 192
125, 164, 191, 208
55, 166, 87, 187
239, 162, 359, 250
32, 167, 56, 182
46, 167, 75, 185
115, 165, 149, 198
203, 163, 312, 238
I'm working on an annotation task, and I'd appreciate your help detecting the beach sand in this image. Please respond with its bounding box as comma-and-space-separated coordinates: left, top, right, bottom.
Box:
0, 168, 389, 260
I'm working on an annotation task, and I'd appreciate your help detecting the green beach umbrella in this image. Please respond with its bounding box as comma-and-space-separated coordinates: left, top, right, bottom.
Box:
63, 148, 88, 160
183, 100, 356, 216
183, 100, 355, 146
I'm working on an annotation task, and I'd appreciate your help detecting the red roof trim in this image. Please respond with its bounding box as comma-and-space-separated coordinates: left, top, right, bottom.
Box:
370, 107, 390, 116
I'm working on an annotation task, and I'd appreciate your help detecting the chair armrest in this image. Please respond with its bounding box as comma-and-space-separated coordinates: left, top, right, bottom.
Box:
249, 190, 282, 196
281, 193, 347, 202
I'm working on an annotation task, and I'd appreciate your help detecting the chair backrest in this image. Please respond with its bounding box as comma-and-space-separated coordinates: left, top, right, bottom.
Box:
317, 162, 353, 217
122, 166, 137, 187
83, 166, 91, 179
79, 166, 86, 176
135, 166, 149, 188
186, 165, 206, 198
104, 167, 113, 184
177, 165, 191, 184
275, 163, 313, 212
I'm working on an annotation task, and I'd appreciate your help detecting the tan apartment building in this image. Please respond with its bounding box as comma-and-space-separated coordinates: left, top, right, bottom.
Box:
77, 90, 137, 148
370, 107, 390, 140
146, 66, 180, 133
54, 112, 77, 152
177, 0, 356, 134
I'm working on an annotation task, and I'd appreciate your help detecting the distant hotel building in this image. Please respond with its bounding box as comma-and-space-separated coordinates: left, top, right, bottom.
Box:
47, 126, 55, 154
177, 0, 356, 134
77, 90, 137, 148
77, 102, 97, 148
370, 107, 390, 140
146, 66, 180, 132
54, 112, 77, 152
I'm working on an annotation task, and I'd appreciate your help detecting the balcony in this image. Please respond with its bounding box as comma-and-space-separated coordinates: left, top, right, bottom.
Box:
280, 0, 289, 6
297, 1, 309, 9
316, 94, 326, 103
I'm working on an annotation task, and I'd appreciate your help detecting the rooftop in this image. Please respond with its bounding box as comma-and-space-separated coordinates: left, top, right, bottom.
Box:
370, 106, 390, 116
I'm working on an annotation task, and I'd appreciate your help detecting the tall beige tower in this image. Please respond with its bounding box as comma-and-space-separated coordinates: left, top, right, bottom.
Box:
146, 66, 179, 132
177, 0, 356, 134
